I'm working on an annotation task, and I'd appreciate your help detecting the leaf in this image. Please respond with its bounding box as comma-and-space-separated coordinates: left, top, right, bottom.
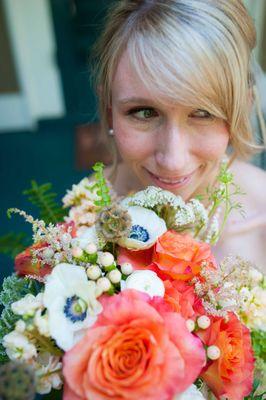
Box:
252, 330, 266, 361
23, 181, 67, 224
0, 232, 30, 258
0, 274, 39, 308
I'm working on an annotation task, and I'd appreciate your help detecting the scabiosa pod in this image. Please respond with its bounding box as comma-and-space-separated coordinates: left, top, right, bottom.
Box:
0, 361, 36, 400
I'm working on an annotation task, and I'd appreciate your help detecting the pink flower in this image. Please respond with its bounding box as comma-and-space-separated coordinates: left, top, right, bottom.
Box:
63, 290, 206, 400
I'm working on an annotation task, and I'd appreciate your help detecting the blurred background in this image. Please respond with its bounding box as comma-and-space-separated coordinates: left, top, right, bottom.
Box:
0, 0, 266, 282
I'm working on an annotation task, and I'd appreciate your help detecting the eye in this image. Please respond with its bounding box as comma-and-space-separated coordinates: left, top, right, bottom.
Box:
127, 107, 158, 120
190, 109, 214, 119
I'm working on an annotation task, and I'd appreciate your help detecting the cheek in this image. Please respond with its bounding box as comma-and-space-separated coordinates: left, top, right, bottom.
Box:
114, 125, 154, 161
192, 125, 229, 160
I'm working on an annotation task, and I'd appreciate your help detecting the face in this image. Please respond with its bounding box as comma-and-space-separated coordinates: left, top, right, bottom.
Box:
109, 51, 230, 200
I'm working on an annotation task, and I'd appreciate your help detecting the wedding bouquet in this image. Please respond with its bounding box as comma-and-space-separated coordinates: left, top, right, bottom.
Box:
0, 162, 265, 400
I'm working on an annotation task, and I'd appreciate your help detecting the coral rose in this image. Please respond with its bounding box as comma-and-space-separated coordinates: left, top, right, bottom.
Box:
63, 289, 206, 400
15, 222, 76, 279
197, 312, 254, 400
164, 280, 204, 320
153, 230, 217, 281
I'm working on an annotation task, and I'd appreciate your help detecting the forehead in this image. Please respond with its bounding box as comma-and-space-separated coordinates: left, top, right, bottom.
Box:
112, 50, 158, 102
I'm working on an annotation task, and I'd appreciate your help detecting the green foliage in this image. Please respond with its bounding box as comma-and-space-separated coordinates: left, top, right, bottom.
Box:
0, 232, 30, 259
23, 181, 67, 224
197, 160, 245, 244
89, 162, 111, 207
252, 330, 266, 361
244, 379, 266, 399
0, 275, 41, 362
0, 274, 39, 308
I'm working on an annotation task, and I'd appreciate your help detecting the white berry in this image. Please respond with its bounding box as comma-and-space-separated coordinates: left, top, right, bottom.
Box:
108, 269, 122, 284
97, 277, 112, 292
99, 252, 115, 267
85, 242, 97, 255
121, 262, 133, 275
207, 345, 221, 360
186, 319, 195, 332
197, 315, 211, 330
87, 265, 102, 280
72, 247, 83, 258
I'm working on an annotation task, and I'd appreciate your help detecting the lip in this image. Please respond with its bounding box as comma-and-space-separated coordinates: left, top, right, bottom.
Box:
144, 168, 198, 190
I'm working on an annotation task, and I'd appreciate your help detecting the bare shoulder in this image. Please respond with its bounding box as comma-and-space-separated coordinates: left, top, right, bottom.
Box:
230, 159, 266, 210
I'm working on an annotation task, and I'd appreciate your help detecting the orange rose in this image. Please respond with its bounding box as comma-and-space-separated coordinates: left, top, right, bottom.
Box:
153, 230, 217, 281
63, 290, 206, 400
15, 242, 52, 278
164, 280, 204, 319
197, 312, 254, 399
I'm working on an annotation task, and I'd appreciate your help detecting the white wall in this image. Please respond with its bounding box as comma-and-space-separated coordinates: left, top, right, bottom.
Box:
0, 0, 65, 132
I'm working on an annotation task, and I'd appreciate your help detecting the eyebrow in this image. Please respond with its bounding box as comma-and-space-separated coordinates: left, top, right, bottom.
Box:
117, 97, 156, 105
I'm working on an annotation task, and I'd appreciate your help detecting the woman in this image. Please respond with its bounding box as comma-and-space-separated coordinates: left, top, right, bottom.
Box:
91, 0, 266, 270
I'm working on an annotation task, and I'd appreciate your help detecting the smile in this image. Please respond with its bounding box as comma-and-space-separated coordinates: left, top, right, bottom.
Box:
145, 168, 198, 189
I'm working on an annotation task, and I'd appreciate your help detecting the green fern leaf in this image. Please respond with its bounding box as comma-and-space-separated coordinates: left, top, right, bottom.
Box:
23, 180, 67, 224
0, 232, 29, 259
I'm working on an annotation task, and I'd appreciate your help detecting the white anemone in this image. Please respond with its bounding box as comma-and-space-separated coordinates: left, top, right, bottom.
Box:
117, 206, 167, 250
43, 263, 102, 351
123, 270, 165, 298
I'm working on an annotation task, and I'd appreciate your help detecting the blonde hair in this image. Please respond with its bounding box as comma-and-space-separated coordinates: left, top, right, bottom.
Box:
91, 0, 265, 176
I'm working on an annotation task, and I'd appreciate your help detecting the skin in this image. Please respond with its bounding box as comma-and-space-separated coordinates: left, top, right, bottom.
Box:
108, 51, 229, 200
106, 50, 266, 270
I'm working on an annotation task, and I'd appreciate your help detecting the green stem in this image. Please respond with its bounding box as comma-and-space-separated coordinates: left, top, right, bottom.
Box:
29, 329, 63, 357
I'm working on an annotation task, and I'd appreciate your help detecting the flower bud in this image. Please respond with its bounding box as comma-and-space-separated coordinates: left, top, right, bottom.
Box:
85, 243, 97, 255
15, 320, 26, 333
99, 252, 114, 267
97, 277, 112, 292
186, 319, 195, 332
197, 315, 211, 330
87, 265, 102, 281
72, 247, 83, 258
207, 345, 221, 360
121, 262, 133, 275
108, 269, 122, 284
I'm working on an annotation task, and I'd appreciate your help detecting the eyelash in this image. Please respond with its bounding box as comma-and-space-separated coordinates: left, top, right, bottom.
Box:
126, 107, 214, 120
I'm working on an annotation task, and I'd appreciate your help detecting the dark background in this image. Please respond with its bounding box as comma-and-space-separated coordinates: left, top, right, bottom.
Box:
0, 0, 115, 281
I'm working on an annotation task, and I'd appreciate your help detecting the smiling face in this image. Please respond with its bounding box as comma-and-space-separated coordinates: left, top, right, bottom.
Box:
109, 51, 230, 200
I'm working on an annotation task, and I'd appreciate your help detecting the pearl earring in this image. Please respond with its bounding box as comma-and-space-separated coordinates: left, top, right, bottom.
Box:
109, 128, 114, 136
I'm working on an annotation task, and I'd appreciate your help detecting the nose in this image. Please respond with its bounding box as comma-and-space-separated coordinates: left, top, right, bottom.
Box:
155, 124, 190, 172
